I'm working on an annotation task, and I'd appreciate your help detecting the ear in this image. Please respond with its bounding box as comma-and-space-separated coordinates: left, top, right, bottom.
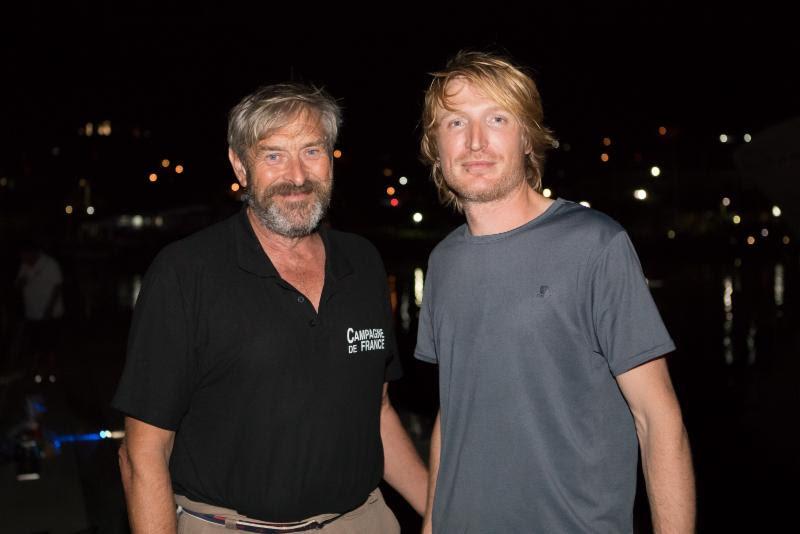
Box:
228, 148, 248, 187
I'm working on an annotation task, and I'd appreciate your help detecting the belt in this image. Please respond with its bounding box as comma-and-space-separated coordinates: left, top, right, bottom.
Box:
179, 507, 342, 533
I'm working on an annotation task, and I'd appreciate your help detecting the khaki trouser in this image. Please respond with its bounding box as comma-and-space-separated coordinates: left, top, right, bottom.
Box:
175, 488, 400, 533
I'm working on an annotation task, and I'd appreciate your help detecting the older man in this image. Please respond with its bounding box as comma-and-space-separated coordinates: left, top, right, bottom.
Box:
114, 83, 426, 533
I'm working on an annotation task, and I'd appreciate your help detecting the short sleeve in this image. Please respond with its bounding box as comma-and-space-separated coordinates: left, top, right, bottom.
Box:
590, 231, 676, 376
112, 251, 198, 430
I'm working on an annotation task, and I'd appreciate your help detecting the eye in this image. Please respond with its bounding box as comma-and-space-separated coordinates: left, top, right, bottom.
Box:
449, 119, 464, 128
490, 115, 508, 125
265, 152, 282, 163
304, 147, 323, 159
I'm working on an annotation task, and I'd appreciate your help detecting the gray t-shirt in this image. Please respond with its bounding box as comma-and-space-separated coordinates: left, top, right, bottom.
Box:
415, 198, 675, 533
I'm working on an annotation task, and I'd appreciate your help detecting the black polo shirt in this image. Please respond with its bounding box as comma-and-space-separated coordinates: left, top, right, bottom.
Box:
112, 208, 402, 521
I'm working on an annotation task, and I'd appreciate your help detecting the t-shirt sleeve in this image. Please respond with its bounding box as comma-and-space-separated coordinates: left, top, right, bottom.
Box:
590, 231, 675, 376
414, 261, 437, 364
111, 251, 197, 430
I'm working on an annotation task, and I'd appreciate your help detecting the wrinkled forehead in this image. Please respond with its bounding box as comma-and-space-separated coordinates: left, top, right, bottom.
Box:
255, 107, 325, 143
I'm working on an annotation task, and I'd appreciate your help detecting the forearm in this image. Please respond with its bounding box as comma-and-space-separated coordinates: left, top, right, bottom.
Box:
639, 416, 695, 533
421, 412, 440, 534
119, 438, 177, 533
381, 401, 428, 515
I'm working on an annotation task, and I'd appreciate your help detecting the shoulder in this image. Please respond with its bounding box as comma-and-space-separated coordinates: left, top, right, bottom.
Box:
149, 213, 238, 276
549, 199, 626, 246
427, 224, 467, 266
325, 228, 383, 265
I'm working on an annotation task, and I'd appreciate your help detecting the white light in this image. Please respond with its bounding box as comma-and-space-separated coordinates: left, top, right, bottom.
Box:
634, 189, 648, 200
109, 430, 126, 439
132, 215, 144, 228
34, 374, 42, 383
86, 206, 95, 215
650, 166, 661, 177
132, 274, 142, 307
667, 230, 676, 239
772, 205, 781, 217
744, 133, 752, 143
732, 215, 741, 224
722, 197, 731, 207
412, 212, 423, 223
414, 268, 424, 307
579, 201, 591, 208
723, 276, 733, 312
719, 134, 728, 143
761, 228, 769, 237
543, 188, 552, 198
399, 176, 408, 185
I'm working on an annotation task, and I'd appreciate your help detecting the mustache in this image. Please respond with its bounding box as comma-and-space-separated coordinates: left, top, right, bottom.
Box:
265, 181, 320, 197
457, 155, 497, 164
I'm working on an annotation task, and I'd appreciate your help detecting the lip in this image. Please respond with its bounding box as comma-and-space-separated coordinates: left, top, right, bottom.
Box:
276, 190, 312, 200
462, 161, 495, 169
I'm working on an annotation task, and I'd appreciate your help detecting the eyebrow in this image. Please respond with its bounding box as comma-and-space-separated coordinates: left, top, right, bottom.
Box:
255, 139, 327, 153
438, 106, 510, 120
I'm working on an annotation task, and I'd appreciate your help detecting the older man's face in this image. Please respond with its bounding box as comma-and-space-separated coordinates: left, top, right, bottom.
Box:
231, 112, 333, 238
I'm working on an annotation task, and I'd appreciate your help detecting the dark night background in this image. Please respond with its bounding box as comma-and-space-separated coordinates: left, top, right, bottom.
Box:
1, 3, 799, 533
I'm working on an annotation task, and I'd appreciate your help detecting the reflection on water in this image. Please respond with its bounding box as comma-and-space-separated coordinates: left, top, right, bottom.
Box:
747, 322, 757, 365
414, 268, 424, 308
400, 292, 411, 333
131, 275, 142, 309
111, 256, 791, 372
388, 275, 398, 315
723, 275, 734, 365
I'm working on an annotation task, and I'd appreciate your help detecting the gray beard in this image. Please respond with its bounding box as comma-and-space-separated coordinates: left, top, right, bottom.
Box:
245, 181, 331, 238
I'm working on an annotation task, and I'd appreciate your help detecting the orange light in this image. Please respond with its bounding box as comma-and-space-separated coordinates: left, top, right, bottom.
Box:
600, 153, 609, 162
602, 137, 611, 146
175, 165, 184, 174
333, 150, 342, 159
161, 159, 170, 168
383, 168, 392, 177
658, 126, 667, 136
386, 186, 396, 196
390, 198, 399, 207
231, 183, 240, 192
149, 173, 158, 182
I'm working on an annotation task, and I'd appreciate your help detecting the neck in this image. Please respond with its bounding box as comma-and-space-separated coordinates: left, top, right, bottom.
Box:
246, 208, 322, 257
462, 184, 553, 236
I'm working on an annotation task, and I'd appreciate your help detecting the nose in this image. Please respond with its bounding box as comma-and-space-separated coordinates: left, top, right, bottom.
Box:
468, 122, 487, 152
286, 156, 307, 186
